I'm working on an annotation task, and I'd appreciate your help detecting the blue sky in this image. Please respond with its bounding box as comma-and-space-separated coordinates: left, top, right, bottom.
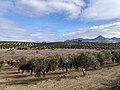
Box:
0, 0, 120, 42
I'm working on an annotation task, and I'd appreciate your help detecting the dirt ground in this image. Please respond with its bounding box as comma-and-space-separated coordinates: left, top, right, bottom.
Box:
0, 63, 120, 90
0, 49, 96, 60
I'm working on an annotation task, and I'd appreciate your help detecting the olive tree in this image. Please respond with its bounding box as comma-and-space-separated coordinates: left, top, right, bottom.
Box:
101, 50, 112, 61
58, 55, 72, 73
34, 58, 48, 77
46, 57, 58, 73
96, 51, 107, 66
18, 58, 35, 75
72, 52, 98, 70
111, 50, 120, 64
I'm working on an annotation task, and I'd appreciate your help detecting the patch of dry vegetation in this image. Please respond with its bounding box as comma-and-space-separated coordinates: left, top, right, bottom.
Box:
0, 63, 120, 90
0, 49, 120, 90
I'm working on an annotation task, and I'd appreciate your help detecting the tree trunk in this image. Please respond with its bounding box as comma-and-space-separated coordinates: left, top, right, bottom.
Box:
42, 71, 46, 77
65, 66, 68, 73
30, 69, 33, 75
22, 70, 24, 74
18, 68, 20, 73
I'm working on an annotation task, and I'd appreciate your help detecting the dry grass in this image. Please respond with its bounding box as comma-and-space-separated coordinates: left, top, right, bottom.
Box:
0, 63, 120, 90
0, 49, 120, 90
0, 49, 96, 60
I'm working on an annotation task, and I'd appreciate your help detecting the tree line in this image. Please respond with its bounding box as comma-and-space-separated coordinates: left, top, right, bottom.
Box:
0, 41, 120, 50
2, 50, 120, 77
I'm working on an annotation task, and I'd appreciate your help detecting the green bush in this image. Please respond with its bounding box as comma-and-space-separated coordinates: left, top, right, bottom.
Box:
58, 55, 72, 73
96, 51, 107, 66
72, 52, 98, 70
7, 60, 19, 67
46, 57, 58, 73
0, 60, 4, 68
111, 50, 120, 64
18, 58, 35, 75
34, 58, 48, 77
101, 50, 112, 61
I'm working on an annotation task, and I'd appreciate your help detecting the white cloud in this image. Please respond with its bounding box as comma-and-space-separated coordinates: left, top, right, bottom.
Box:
0, 0, 120, 20
0, 0, 14, 16
1, 0, 120, 42
0, 18, 120, 42
0, 18, 60, 42
30, 27, 61, 42
61, 22, 120, 40
81, 0, 120, 20
0, 0, 84, 19
15, 0, 85, 19
0, 18, 31, 41
14, 0, 120, 20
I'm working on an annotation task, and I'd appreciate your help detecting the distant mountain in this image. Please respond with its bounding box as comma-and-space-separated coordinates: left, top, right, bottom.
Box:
65, 35, 120, 42
110, 37, 120, 41
92, 35, 106, 41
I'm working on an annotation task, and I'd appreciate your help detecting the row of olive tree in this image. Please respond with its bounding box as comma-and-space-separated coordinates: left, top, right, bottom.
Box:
7, 50, 120, 77
111, 50, 120, 63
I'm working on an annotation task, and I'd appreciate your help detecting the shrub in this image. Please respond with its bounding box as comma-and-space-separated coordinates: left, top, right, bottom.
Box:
101, 50, 112, 61
18, 58, 35, 75
46, 57, 58, 73
8, 60, 19, 67
72, 52, 98, 70
96, 51, 107, 66
58, 55, 72, 73
34, 58, 48, 77
111, 50, 120, 64
0, 60, 4, 69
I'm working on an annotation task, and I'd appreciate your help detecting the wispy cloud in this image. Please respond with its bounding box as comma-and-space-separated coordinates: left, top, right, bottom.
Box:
0, 0, 14, 16
0, 18, 60, 42
0, 0, 120, 20
0, 0, 84, 19
0, 18, 120, 42
0, 18, 30, 41
61, 22, 120, 40
81, 0, 120, 20
30, 27, 61, 42
15, 0, 85, 19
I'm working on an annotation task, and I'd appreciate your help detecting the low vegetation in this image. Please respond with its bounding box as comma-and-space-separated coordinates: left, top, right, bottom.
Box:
0, 41, 120, 50
0, 60, 4, 71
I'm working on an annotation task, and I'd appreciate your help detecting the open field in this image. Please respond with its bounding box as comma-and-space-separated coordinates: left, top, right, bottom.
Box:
0, 62, 120, 90
0, 41, 120, 50
0, 49, 120, 90
0, 49, 96, 60
1, 0, 120, 90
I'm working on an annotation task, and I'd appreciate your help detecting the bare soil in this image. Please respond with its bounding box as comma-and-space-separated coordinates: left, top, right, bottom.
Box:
0, 49, 96, 60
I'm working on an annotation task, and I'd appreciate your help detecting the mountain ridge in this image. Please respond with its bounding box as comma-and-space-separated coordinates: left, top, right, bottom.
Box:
65, 35, 120, 42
